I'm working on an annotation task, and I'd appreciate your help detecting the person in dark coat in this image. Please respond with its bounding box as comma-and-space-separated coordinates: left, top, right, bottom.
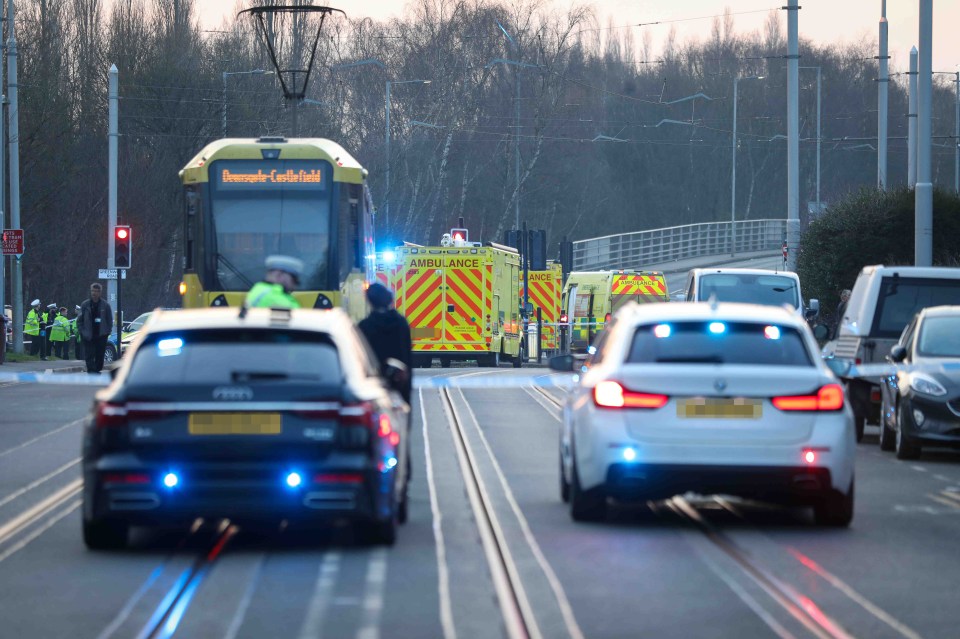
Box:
77, 283, 114, 373
358, 283, 412, 403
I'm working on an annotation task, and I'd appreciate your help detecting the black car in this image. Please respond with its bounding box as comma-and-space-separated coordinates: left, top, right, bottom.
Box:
879, 305, 960, 459
82, 307, 410, 549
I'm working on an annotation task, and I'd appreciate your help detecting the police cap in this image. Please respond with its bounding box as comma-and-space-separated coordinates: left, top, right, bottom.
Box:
265, 255, 304, 282
47, 303, 57, 309
31, 299, 40, 307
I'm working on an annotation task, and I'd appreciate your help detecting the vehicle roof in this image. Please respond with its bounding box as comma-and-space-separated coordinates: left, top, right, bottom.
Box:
919, 305, 960, 318
140, 307, 355, 334
857, 265, 960, 279
690, 268, 798, 277
618, 301, 805, 326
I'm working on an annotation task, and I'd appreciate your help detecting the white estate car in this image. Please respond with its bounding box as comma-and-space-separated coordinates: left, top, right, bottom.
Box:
552, 301, 855, 526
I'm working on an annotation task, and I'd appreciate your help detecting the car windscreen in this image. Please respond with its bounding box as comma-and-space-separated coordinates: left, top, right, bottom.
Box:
626, 321, 812, 366
698, 274, 800, 308
917, 315, 960, 357
126, 329, 341, 385
871, 277, 960, 339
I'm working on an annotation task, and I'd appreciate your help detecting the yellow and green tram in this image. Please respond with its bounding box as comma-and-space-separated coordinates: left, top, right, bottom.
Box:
178, 136, 375, 320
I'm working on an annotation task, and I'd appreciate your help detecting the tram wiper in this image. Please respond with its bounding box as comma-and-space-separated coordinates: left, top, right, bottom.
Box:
216, 253, 254, 288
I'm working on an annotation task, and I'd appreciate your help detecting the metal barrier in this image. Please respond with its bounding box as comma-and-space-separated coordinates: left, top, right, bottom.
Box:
572, 219, 787, 271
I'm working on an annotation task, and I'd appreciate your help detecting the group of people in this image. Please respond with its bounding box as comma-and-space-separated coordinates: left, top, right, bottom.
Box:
9, 282, 114, 373
245, 255, 413, 402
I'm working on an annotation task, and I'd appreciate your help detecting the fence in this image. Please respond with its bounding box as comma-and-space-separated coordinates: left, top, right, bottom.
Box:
572, 219, 787, 271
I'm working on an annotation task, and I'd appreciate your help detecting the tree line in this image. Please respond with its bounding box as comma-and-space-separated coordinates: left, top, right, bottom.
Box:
3, 0, 958, 312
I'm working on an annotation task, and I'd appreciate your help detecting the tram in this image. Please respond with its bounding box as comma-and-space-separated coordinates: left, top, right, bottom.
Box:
178, 136, 375, 319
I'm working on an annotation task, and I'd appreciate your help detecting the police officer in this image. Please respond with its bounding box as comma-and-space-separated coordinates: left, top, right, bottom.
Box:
25, 299, 41, 357
45, 303, 58, 359
50, 307, 69, 359
244, 255, 303, 309
71, 305, 82, 360
358, 283, 413, 403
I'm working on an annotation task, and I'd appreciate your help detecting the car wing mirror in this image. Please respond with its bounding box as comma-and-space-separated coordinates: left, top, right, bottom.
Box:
812, 324, 829, 341
889, 344, 907, 363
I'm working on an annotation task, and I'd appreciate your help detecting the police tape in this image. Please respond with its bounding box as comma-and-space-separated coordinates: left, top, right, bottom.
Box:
0, 370, 576, 390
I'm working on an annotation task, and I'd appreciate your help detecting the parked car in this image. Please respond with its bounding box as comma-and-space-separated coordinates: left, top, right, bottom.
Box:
832, 265, 960, 441
82, 307, 411, 549
552, 300, 855, 527
878, 305, 960, 459
684, 268, 819, 319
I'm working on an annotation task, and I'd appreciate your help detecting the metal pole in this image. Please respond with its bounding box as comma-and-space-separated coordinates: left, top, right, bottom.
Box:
384, 80, 391, 233
785, 0, 800, 272
514, 65, 520, 231
908, 47, 918, 188
108, 65, 118, 308
221, 71, 227, 138
291, 97, 299, 138
0, 95, 5, 324
731, 77, 738, 256
877, 0, 889, 189
955, 72, 959, 194
816, 67, 821, 212
7, 0, 21, 353
915, 0, 933, 266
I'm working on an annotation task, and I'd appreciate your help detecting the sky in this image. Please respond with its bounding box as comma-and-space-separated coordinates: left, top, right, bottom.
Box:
196, 1, 960, 73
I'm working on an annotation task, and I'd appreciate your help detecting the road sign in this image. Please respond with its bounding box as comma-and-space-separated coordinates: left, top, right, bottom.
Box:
98, 268, 127, 280
2, 229, 23, 255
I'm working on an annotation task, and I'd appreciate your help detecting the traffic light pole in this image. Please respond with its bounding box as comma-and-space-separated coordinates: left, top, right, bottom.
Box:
108, 64, 118, 307
7, 0, 22, 353
115, 268, 122, 355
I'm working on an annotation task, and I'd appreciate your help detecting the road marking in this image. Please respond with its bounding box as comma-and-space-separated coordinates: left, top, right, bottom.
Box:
0, 498, 80, 563
934, 475, 955, 482
223, 555, 266, 639
0, 418, 84, 460
420, 387, 457, 639
356, 548, 388, 639
0, 457, 80, 510
928, 494, 960, 510
457, 388, 585, 639
939, 490, 960, 504
96, 566, 168, 639
786, 549, 923, 639
911, 465, 927, 472
0, 478, 82, 548
523, 387, 562, 422
297, 552, 341, 639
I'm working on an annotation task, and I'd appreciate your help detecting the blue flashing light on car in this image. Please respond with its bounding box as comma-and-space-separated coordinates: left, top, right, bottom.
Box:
623, 447, 637, 462
285, 472, 303, 488
764, 325, 781, 340
157, 337, 183, 356
382, 251, 397, 265
653, 324, 671, 338
708, 322, 726, 335
162, 472, 180, 488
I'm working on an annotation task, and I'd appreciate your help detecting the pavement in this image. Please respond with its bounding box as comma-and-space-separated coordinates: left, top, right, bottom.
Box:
0, 357, 86, 374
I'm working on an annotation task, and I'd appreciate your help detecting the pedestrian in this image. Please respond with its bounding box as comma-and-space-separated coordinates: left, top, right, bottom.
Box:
72, 305, 83, 360
244, 255, 303, 309
832, 289, 852, 340
50, 306, 69, 359
25, 299, 42, 357
44, 303, 58, 359
358, 283, 413, 404
0, 309, 6, 365
78, 283, 114, 373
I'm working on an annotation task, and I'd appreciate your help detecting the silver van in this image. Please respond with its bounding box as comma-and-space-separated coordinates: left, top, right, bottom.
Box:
685, 268, 819, 319
833, 265, 960, 440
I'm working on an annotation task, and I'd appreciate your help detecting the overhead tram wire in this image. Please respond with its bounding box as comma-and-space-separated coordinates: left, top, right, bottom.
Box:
576, 6, 781, 34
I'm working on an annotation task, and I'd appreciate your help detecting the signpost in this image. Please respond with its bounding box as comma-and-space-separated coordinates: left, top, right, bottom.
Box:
98, 269, 127, 280
2, 228, 23, 255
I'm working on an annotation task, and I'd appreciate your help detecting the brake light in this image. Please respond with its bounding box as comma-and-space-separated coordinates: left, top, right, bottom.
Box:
604, 313, 612, 323
593, 381, 669, 409
313, 473, 364, 484
102, 473, 151, 484
772, 384, 844, 411
95, 402, 128, 428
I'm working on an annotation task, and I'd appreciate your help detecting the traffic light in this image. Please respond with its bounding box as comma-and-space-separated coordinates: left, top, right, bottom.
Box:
528, 229, 546, 270
450, 227, 468, 243
114, 225, 132, 269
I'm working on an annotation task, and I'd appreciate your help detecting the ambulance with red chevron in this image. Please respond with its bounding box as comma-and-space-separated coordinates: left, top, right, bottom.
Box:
393, 240, 523, 368
520, 261, 563, 351
561, 270, 669, 352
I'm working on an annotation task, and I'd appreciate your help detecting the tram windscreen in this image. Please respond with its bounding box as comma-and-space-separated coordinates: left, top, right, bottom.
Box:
208, 160, 331, 291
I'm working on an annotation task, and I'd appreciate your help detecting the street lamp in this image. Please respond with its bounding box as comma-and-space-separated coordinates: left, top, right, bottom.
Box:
222, 69, 274, 138
800, 66, 822, 217
385, 79, 431, 232
731, 75, 764, 255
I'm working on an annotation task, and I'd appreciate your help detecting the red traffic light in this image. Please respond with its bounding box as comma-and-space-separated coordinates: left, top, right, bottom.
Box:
450, 227, 468, 242
116, 228, 128, 240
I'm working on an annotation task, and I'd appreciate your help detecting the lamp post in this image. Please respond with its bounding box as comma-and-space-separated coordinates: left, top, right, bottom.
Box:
222, 69, 273, 138
800, 66, 822, 216
731, 75, 764, 255
385, 79, 431, 232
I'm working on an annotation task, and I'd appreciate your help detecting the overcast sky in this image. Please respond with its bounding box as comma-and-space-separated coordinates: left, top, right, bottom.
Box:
196, 1, 959, 73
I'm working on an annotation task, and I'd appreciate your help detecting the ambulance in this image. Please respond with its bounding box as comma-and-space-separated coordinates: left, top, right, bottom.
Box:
394, 243, 523, 368
520, 261, 563, 352
561, 270, 669, 352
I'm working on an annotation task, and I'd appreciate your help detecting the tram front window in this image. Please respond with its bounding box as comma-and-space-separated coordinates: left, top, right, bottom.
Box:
210, 194, 330, 291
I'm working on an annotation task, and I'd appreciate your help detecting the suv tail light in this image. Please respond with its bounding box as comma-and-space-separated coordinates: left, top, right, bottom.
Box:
604, 313, 612, 323
593, 381, 669, 409
95, 402, 128, 428
337, 403, 399, 449
772, 384, 844, 411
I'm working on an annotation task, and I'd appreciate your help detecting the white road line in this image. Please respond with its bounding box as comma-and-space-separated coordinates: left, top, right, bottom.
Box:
522, 387, 561, 422
457, 388, 585, 639
912, 465, 927, 472
297, 552, 341, 639
0, 478, 82, 547
420, 387, 457, 639
0, 458, 80, 510
0, 418, 84, 460
355, 548, 388, 639
0, 499, 80, 563
223, 555, 266, 639
96, 565, 168, 639
786, 548, 923, 639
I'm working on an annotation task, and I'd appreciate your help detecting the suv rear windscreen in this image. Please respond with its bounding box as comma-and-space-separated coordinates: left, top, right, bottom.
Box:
698, 274, 800, 308
626, 321, 812, 366
871, 277, 960, 338
126, 329, 341, 385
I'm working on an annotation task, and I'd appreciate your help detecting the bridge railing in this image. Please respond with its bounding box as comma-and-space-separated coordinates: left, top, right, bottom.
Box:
572, 219, 786, 271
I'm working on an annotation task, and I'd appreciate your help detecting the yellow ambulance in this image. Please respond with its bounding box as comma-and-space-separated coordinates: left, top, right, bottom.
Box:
394, 243, 523, 368
561, 270, 669, 352
520, 261, 563, 352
